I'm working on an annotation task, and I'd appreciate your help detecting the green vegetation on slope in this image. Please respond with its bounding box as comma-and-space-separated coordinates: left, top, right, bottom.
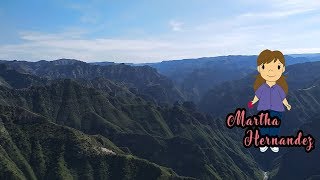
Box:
0, 105, 188, 180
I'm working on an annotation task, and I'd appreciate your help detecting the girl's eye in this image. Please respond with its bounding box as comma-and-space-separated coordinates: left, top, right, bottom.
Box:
278, 65, 281, 70
262, 65, 265, 69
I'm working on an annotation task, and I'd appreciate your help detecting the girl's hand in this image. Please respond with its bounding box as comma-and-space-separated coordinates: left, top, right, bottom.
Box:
283, 98, 291, 111
248, 101, 254, 109
286, 104, 291, 111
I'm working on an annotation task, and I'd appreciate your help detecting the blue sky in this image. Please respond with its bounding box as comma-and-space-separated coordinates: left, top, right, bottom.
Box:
1, 0, 320, 62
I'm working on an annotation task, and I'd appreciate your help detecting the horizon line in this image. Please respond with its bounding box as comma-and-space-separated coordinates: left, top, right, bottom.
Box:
1, 52, 320, 64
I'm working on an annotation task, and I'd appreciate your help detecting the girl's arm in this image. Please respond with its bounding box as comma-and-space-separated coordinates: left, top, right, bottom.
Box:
248, 96, 259, 109
282, 98, 291, 110
251, 95, 259, 105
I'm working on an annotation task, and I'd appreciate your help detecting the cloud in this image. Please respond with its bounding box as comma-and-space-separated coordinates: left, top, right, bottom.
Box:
240, 8, 315, 19
239, 0, 320, 19
2, 1, 320, 63
169, 20, 184, 32
0, 30, 249, 62
2, 23, 320, 64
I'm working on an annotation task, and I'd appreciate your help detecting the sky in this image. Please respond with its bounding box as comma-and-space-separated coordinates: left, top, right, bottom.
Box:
1, 0, 320, 63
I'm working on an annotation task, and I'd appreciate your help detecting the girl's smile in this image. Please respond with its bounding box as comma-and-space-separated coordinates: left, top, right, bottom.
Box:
267, 75, 275, 77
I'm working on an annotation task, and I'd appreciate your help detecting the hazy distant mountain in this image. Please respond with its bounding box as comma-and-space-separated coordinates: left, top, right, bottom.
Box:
92, 61, 116, 66
199, 61, 320, 132
138, 55, 320, 102
288, 53, 320, 58
0, 64, 48, 89
0, 59, 185, 104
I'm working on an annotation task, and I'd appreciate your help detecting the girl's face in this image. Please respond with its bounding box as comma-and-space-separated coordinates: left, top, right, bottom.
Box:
257, 59, 285, 82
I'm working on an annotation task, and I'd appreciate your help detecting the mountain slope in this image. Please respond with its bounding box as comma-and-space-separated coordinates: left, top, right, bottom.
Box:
0, 59, 184, 104
198, 61, 320, 174
271, 115, 320, 180
0, 64, 47, 89
0, 77, 262, 179
0, 105, 186, 180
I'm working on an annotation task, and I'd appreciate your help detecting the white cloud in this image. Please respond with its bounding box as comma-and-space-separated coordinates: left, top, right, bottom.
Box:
169, 20, 184, 32
0, 30, 249, 62
1, 23, 320, 63
2, 15, 320, 63
240, 8, 315, 19
2, 1, 320, 63
240, 0, 320, 19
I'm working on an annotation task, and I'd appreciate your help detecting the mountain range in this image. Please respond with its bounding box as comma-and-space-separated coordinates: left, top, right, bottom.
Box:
0, 54, 319, 180
197, 61, 320, 179
134, 54, 320, 102
0, 60, 262, 179
0, 59, 185, 105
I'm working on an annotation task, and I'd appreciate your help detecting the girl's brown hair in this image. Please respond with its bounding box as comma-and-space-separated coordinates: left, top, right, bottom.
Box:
254, 49, 288, 94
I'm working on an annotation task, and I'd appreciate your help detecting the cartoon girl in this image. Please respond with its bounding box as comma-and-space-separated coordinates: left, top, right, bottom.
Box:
248, 49, 291, 153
